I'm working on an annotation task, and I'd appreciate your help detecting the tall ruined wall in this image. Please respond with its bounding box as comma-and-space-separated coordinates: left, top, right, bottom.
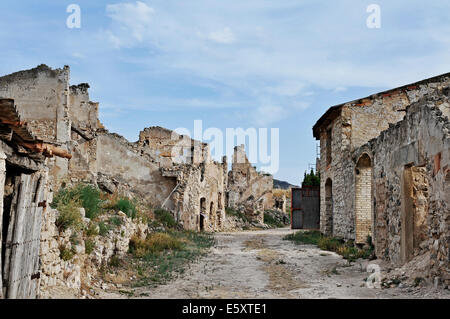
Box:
0, 65, 70, 144
227, 145, 274, 224
95, 131, 176, 209
138, 126, 209, 167
140, 126, 228, 232
354, 90, 450, 283
67, 84, 99, 183
0, 65, 71, 183
318, 108, 355, 239
350, 77, 450, 149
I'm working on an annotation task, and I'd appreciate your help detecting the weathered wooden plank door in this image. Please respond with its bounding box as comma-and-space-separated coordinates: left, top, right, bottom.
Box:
2, 171, 46, 299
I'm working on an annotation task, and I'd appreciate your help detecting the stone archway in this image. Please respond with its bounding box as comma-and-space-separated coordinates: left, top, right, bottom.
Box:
355, 154, 373, 244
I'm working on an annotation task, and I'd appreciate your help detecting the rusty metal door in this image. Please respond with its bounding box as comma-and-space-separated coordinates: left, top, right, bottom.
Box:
2, 171, 46, 299
291, 187, 320, 230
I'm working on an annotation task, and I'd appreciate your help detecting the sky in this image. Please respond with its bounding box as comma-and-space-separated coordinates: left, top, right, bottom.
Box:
0, 1, 449, 185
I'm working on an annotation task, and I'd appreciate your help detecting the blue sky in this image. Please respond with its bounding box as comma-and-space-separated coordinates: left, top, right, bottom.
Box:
0, 1, 449, 185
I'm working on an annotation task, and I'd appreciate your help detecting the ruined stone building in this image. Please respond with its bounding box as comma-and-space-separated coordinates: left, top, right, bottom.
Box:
0, 98, 70, 298
227, 145, 274, 224
137, 126, 228, 231
0, 65, 235, 234
313, 73, 450, 284
0, 64, 282, 298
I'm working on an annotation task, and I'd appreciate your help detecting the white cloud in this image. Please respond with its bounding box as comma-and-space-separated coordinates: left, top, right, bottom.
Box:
105, 1, 154, 47
207, 27, 235, 44
251, 105, 288, 126
97, 0, 450, 119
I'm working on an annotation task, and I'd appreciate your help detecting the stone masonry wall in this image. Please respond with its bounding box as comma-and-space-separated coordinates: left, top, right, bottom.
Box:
227, 145, 274, 224
316, 74, 450, 242
354, 90, 450, 284
0, 64, 72, 184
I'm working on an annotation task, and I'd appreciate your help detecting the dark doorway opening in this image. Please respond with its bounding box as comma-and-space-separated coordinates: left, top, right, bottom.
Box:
200, 197, 206, 231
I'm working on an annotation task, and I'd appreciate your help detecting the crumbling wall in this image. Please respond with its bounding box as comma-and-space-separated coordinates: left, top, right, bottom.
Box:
138, 126, 209, 167
67, 84, 99, 183
163, 161, 226, 232
227, 145, 274, 224
140, 126, 228, 232
315, 73, 450, 241
95, 131, 176, 209
354, 90, 450, 284
0, 64, 71, 183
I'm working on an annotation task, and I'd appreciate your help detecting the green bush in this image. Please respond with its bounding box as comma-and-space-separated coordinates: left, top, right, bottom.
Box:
98, 221, 111, 236
85, 239, 95, 254
110, 216, 123, 227
283, 230, 321, 245
264, 212, 284, 228
55, 200, 83, 232
318, 236, 343, 252
59, 245, 75, 261
85, 222, 99, 237
51, 184, 102, 219
153, 209, 177, 228
116, 198, 137, 219
109, 255, 122, 268
284, 230, 373, 262
79, 185, 102, 219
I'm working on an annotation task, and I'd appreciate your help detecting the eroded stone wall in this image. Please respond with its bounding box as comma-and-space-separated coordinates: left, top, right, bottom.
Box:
227, 145, 274, 224
316, 73, 450, 241
0, 65, 71, 184
354, 90, 450, 283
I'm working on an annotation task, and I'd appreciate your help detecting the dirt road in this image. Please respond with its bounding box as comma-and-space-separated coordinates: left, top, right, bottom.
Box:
99, 227, 448, 299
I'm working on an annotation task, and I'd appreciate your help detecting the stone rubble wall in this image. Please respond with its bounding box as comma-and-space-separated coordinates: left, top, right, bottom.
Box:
0, 64, 71, 184
227, 145, 274, 224
39, 204, 148, 298
318, 74, 450, 241
354, 90, 450, 284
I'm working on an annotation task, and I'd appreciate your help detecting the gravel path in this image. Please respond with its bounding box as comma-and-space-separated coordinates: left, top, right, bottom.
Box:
98, 227, 449, 299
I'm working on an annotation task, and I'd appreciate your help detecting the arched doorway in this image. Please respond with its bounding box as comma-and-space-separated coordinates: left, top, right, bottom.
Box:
325, 178, 333, 236
355, 154, 373, 244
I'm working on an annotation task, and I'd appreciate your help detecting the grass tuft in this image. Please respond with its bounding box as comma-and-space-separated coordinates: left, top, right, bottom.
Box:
284, 230, 374, 262
55, 200, 83, 232
116, 198, 137, 219
153, 209, 177, 229
85, 239, 95, 254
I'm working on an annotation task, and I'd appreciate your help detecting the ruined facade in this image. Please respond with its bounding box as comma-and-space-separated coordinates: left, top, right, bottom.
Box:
138, 127, 228, 232
0, 98, 69, 298
0, 65, 234, 234
227, 145, 274, 224
353, 91, 449, 283
313, 73, 450, 284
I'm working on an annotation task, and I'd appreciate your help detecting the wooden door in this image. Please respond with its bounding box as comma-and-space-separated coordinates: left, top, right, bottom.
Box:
2, 171, 46, 299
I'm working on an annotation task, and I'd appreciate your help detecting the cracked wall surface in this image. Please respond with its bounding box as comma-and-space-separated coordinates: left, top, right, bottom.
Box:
227, 145, 274, 224
314, 73, 450, 284
314, 73, 450, 241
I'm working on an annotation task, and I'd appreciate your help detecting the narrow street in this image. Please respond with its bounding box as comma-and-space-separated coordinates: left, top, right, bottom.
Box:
100, 227, 448, 299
